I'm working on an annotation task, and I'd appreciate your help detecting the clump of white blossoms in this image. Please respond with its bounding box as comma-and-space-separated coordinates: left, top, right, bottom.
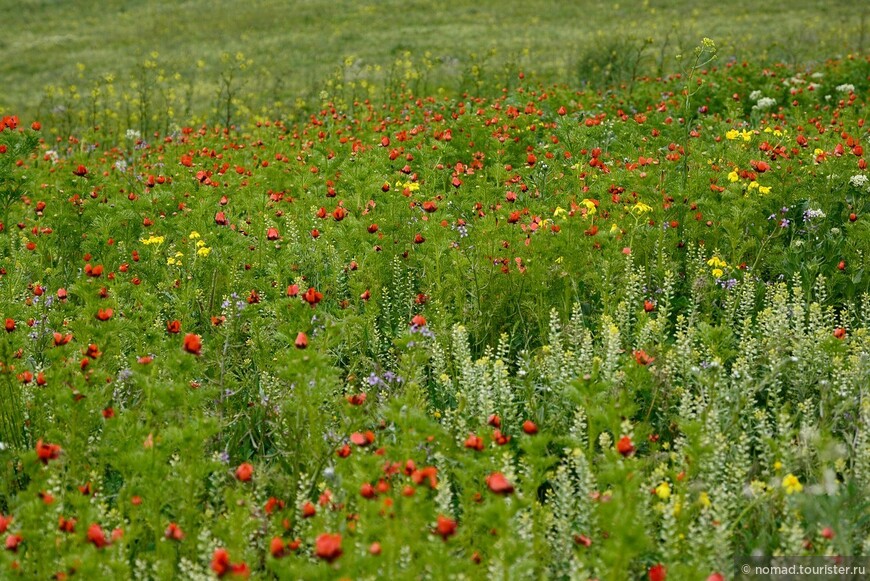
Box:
850, 174, 869, 189
836, 83, 855, 94
753, 97, 777, 111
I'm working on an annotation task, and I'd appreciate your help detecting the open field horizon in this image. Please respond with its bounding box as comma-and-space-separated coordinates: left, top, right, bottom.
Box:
1, 0, 867, 127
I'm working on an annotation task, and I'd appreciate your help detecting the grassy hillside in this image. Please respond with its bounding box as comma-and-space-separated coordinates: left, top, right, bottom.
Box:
1, 0, 866, 123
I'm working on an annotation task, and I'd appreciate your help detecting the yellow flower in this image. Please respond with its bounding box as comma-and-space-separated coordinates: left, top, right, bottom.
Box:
748, 181, 759, 190
631, 201, 653, 214
699, 492, 711, 508
197, 247, 211, 257
740, 129, 753, 141
728, 170, 739, 182
712, 268, 724, 278
655, 481, 671, 500
758, 185, 771, 194
189, 231, 201, 239
140, 235, 165, 246
610, 223, 620, 234
773, 460, 782, 471
581, 199, 597, 215
396, 181, 420, 192
782, 473, 803, 495
725, 129, 740, 140
707, 256, 727, 268
553, 206, 567, 218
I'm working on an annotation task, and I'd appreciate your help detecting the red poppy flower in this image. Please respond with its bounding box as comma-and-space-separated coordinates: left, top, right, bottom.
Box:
413, 233, 425, 244
522, 420, 538, 435
649, 564, 666, 581
266, 227, 280, 240
5, 534, 22, 552
367, 223, 379, 233
294, 332, 308, 349
360, 289, 371, 301
183, 334, 202, 356
617, 435, 635, 457
302, 287, 323, 307
332, 207, 347, 221
465, 433, 485, 451
286, 284, 299, 297
422, 201, 437, 213
166, 320, 181, 334
57, 288, 68, 300
644, 300, 656, 312
211, 548, 230, 576
53, 332, 72, 346
833, 328, 847, 340
435, 515, 457, 540
350, 431, 375, 446
85, 343, 103, 359
706, 574, 725, 581
4, 319, 14, 332
487, 414, 501, 428
215, 211, 228, 225
574, 534, 592, 547
58, 516, 75, 533
634, 350, 655, 366
492, 429, 510, 446
315, 533, 343, 562
336, 444, 351, 458
36, 439, 61, 464
411, 314, 426, 327
411, 466, 438, 488
346, 393, 367, 405
0, 515, 11, 534
360, 483, 376, 499
270, 536, 288, 558
87, 523, 109, 549
486, 472, 515, 495
264, 497, 285, 515
235, 463, 254, 482
164, 523, 184, 541
95, 308, 113, 321
73, 165, 88, 177
301, 501, 316, 518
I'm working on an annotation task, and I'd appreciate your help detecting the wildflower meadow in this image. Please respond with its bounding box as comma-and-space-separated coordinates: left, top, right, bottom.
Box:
1, 2, 869, 579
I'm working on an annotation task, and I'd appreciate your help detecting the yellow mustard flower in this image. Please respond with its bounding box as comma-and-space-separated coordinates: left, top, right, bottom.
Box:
655, 481, 671, 500
782, 473, 803, 495
632, 201, 653, 214
140, 235, 165, 246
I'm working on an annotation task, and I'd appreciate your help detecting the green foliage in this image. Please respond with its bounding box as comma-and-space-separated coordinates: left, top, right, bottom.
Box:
0, 33, 868, 580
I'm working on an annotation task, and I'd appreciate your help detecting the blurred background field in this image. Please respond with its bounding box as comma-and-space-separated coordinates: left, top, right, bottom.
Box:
1, 0, 866, 129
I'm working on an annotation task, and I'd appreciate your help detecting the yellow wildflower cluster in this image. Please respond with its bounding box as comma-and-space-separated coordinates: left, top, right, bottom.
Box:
707, 256, 727, 278
748, 181, 772, 195
396, 180, 420, 192
725, 128, 753, 141
580, 199, 597, 216
167, 252, 183, 266
140, 235, 165, 246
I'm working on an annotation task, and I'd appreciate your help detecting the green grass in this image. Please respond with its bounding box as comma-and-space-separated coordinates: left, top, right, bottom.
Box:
2, 0, 866, 121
